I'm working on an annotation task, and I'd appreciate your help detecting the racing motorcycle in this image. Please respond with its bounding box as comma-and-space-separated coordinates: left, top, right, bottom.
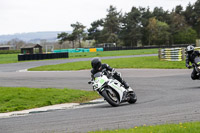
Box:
193, 57, 200, 76
88, 69, 137, 107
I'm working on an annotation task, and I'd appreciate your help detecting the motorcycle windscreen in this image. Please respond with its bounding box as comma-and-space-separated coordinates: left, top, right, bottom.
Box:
93, 72, 102, 78
194, 57, 200, 65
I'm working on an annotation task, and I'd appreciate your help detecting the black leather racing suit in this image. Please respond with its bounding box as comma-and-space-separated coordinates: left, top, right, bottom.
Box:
186, 51, 200, 80
91, 63, 129, 89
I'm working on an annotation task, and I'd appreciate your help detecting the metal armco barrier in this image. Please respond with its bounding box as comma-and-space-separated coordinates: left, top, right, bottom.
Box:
158, 48, 185, 61
18, 52, 68, 61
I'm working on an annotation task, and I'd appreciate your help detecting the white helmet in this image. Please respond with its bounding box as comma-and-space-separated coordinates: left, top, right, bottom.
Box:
186, 45, 194, 54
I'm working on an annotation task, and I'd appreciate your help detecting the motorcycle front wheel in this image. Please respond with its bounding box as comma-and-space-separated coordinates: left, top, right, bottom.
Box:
128, 91, 137, 104
101, 89, 120, 107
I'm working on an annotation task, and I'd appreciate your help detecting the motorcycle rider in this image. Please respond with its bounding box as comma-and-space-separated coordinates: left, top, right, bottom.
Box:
186, 45, 200, 80
91, 57, 130, 90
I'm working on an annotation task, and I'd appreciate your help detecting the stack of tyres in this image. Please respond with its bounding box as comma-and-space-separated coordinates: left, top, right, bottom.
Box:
53, 48, 103, 53
18, 52, 69, 61
18, 54, 24, 61
161, 48, 183, 61
68, 49, 75, 53
84, 49, 90, 52
61, 49, 68, 53
26, 55, 31, 60
96, 48, 103, 52
90, 48, 97, 52
53, 50, 61, 53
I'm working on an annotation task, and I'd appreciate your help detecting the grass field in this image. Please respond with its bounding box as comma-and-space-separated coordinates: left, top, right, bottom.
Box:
0, 87, 99, 113
89, 122, 200, 133
0, 49, 157, 64
29, 56, 186, 71
0, 54, 18, 64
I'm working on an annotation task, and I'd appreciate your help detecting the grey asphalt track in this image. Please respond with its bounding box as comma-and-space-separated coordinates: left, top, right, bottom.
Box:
0, 69, 200, 133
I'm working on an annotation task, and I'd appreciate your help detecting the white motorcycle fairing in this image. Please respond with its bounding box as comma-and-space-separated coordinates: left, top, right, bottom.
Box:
107, 79, 126, 102
94, 75, 126, 102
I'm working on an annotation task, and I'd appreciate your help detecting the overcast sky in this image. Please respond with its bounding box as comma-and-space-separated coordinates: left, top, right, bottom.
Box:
0, 0, 197, 35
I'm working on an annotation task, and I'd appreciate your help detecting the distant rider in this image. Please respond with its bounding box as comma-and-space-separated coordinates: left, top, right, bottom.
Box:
186, 45, 200, 80
91, 57, 130, 89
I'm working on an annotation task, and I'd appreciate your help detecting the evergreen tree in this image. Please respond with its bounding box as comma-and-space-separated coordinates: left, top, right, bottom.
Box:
85, 1, 199, 46
101, 5, 122, 45
120, 7, 142, 46
57, 32, 68, 48
184, 3, 196, 28
67, 33, 76, 48
152, 7, 170, 23
140, 7, 153, 45
87, 19, 104, 44
174, 27, 197, 44
184, 0, 200, 37
193, 0, 200, 37
71, 22, 86, 48
169, 12, 188, 44
174, 5, 183, 15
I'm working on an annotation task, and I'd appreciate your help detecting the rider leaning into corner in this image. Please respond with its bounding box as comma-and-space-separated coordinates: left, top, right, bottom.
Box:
186, 45, 200, 80
91, 57, 131, 90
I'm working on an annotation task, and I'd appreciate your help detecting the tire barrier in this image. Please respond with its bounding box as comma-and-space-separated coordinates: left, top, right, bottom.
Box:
89, 48, 97, 52
195, 47, 200, 51
18, 52, 68, 61
158, 48, 185, 61
196, 39, 200, 47
53, 48, 103, 53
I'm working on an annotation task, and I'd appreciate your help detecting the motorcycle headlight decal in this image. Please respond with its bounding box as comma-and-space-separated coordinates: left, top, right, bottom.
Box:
94, 84, 98, 89
100, 79, 105, 84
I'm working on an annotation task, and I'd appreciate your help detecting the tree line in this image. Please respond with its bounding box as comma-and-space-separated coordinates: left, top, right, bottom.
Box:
60, 0, 200, 47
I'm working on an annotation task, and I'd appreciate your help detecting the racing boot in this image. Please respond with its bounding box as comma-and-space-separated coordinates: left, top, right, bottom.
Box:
198, 73, 200, 80
122, 81, 134, 94
122, 81, 129, 89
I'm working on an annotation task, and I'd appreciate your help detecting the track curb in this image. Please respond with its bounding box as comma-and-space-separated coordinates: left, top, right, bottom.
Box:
0, 98, 104, 118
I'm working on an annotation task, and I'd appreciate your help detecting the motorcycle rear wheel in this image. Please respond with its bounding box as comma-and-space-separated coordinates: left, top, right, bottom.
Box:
101, 89, 120, 107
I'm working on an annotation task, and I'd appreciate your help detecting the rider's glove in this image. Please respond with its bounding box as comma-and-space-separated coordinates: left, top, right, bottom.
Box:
186, 64, 192, 69
116, 72, 121, 77
188, 66, 192, 69
111, 68, 116, 75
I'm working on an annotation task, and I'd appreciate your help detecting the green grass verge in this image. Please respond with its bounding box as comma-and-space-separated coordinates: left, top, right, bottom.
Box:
0, 49, 157, 64
0, 87, 99, 113
0, 54, 18, 64
29, 56, 186, 71
88, 122, 200, 133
